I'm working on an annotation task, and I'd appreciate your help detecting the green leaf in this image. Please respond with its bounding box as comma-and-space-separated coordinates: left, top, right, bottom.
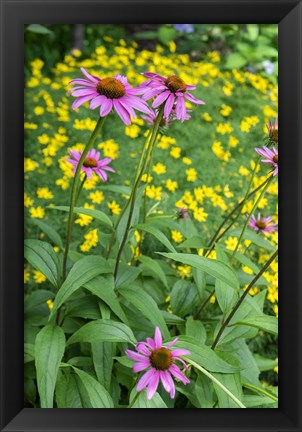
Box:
56, 371, 83, 408
138, 255, 168, 288
35, 325, 65, 408
84, 275, 129, 324
247, 24, 259, 41
178, 236, 204, 249
136, 224, 177, 253
71, 366, 114, 408
158, 26, 177, 45
232, 315, 278, 335
224, 53, 247, 69
213, 373, 243, 408
49, 206, 112, 228
25, 239, 60, 288
26, 24, 53, 34
243, 394, 277, 408
116, 187, 144, 243
92, 342, 115, 391
50, 256, 111, 319
158, 253, 239, 290
229, 228, 274, 251
170, 280, 199, 317
114, 263, 141, 288
119, 286, 170, 339
215, 246, 239, 314
24, 290, 54, 314
66, 319, 137, 346
32, 219, 63, 249
134, 30, 159, 40
97, 184, 131, 195
24, 343, 35, 363
174, 336, 239, 373
129, 388, 167, 408
186, 317, 207, 344
253, 354, 278, 372
66, 295, 101, 320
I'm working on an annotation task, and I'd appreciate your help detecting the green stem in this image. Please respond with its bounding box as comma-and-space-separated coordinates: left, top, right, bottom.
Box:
75, 174, 87, 205
128, 390, 141, 408
105, 132, 152, 260
211, 249, 278, 349
231, 175, 274, 258
193, 289, 215, 319
184, 358, 246, 408
62, 116, 106, 280
204, 174, 271, 258
242, 382, 278, 403
113, 106, 164, 279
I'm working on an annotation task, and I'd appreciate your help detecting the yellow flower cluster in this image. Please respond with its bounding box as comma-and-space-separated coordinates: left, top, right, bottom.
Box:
80, 228, 99, 252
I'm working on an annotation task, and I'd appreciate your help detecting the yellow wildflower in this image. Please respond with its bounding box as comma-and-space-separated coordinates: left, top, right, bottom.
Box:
29, 207, 45, 219
33, 270, 46, 283
171, 230, 184, 243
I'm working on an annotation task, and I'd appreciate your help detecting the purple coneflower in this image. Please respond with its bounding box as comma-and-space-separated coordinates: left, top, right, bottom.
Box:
266, 117, 278, 143
68, 68, 151, 125
255, 145, 278, 176
66, 148, 114, 181
140, 72, 205, 122
125, 327, 190, 400
248, 213, 278, 234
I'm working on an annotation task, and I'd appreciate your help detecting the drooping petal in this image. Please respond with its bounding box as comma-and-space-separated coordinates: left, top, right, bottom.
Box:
164, 93, 174, 118
185, 92, 206, 105
113, 100, 131, 125
136, 368, 156, 392
152, 90, 170, 108
84, 167, 93, 180
100, 98, 113, 117
146, 371, 160, 400
97, 169, 107, 182
133, 361, 151, 373
90, 95, 107, 110
169, 364, 190, 384
159, 370, 171, 392
71, 89, 97, 97
72, 94, 94, 110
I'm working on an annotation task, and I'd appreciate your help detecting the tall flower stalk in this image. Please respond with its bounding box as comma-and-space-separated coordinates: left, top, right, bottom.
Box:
62, 116, 106, 279
113, 106, 165, 278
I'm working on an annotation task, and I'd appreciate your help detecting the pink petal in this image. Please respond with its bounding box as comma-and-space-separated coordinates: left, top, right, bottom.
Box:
97, 169, 107, 181
136, 368, 156, 392
125, 349, 148, 362
159, 370, 171, 392
81, 67, 99, 83
71, 89, 97, 97
133, 361, 151, 373
136, 342, 152, 356
69, 78, 96, 87
113, 100, 131, 125
165, 337, 179, 349
90, 95, 107, 110
118, 99, 137, 119
152, 90, 170, 108
146, 337, 156, 350
154, 327, 162, 349
185, 92, 205, 105
165, 371, 176, 398
100, 98, 113, 117
169, 364, 190, 384
72, 94, 94, 109
164, 93, 174, 118
146, 371, 160, 400
124, 95, 151, 114
171, 349, 191, 358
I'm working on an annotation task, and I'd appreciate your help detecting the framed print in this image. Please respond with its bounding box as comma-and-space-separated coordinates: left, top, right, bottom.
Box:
0, 0, 301, 431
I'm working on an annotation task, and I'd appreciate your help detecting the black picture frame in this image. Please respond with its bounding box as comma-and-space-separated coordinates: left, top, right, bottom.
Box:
1, 0, 301, 431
